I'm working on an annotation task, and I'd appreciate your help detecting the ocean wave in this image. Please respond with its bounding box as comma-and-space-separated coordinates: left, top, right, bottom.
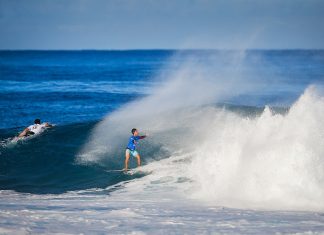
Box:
0, 121, 145, 194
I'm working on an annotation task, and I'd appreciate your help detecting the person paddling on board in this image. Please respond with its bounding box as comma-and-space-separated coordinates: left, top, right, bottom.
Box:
18, 119, 52, 138
125, 128, 147, 172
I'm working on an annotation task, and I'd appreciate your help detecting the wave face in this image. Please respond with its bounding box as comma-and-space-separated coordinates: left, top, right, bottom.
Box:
0, 122, 146, 194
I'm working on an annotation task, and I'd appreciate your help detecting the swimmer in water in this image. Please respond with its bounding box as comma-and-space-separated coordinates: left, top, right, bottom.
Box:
18, 119, 52, 138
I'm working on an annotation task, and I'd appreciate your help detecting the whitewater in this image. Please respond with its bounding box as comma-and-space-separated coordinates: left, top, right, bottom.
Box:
1, 50, 324, 234
1, 87, 324, 234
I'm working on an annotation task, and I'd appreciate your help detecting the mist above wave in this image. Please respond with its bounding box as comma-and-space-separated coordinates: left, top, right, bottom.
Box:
77, 51, 324, 211
188, 86, 324, 211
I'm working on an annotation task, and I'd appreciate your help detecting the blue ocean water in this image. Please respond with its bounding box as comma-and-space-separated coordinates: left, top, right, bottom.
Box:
0, 50, 175, 194
0, 50, 324, 194
0, 50, 175, 129
1, 50, 324, 234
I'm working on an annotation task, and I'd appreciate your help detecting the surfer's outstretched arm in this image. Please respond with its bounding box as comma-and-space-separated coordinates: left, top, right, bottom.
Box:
44, 122, 53, 128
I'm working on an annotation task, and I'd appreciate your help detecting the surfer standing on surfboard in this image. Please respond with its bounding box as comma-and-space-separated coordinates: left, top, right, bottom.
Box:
125, 128, 147, 172
18, 119, 52, 138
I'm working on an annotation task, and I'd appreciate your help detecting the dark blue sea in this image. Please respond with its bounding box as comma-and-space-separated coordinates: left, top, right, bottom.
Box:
0, 50, 324, 234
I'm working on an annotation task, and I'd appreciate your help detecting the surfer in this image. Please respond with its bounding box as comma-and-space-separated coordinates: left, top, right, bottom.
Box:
18, 119, 52, 138
125, 128, 147, 172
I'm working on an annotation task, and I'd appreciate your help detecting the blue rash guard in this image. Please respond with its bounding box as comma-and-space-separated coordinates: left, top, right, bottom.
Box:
126, 135, 145, 151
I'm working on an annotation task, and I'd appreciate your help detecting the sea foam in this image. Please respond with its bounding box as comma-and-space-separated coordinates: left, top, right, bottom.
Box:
188, 86, 324, 211
78, 52, 324, 211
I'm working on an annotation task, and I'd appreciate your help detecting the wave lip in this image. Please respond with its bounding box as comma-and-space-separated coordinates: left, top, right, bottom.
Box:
188, 86, 324, 211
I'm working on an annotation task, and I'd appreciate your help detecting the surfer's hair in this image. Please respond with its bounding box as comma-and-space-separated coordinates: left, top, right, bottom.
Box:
131, 128, 137, 134
34, 119, 41, 124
